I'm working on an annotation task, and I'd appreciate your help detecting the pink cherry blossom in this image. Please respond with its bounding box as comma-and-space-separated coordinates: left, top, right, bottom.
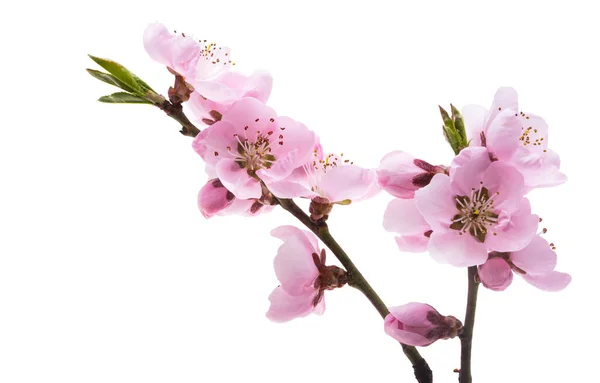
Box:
383, 198, 431, 252
192, 98, 317, 200
384, 303, 462, 346
143, 23, 236, 101
267, 151, 377, 204
414, 147, 539, 267
377, 151, 447, 199
462, 87, 566, 190
187, 70, 273, 125
266, 226, 343, 322
478, 235, 571, 292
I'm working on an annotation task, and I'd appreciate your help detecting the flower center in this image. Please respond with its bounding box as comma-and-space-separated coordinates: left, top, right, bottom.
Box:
450, 186, 499, 242
226, 129, 277, 172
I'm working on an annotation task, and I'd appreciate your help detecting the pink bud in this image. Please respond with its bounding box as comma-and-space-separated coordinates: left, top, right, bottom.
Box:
384, 303, 462, 346
478, 256, 513, 291
197, 178, 235, 218
377, 151, 446, 199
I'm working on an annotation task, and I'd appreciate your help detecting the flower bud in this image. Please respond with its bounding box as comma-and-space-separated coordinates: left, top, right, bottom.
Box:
478, 256, 513, 291
197, 178, 235, 218
377, 151, 446, 199
384, 303, 462, 346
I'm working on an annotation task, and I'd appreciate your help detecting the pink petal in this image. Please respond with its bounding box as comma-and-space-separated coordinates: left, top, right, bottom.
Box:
320, 165, 376, 203
377, 151, 421, 199
518, 113, 549, 151
143, 23, 173, 67
485, 110, 522, 159
521, 271, 571, 292
264, 178, 313, 199
384, 313, 431, 347
267, 116, 317, 169
486, 199, 538, 253
428, 231, 488, 267
478, 258, 513, 291
513, 149, 567, 190
221, 98, 276, 137
241, 70, 273, 103
383, 199, 430, 236
450, 147, 491, 196
394, 235, 429, 253
271, 226, 319, 295
510, 235, 557, 274
414, 174, 456, 231
388, 302, 436, 326
215, 158, 262, 199
489, 87, 519, 122
482, 161, 524, 213
266, 287, 319, 323
192, 121, 237, 165
193, 80, 238, 103
461, 104, 487, 146
197, 179, 235, 218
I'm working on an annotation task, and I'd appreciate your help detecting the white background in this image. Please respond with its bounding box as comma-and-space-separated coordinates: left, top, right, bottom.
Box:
1, 1, 598, 382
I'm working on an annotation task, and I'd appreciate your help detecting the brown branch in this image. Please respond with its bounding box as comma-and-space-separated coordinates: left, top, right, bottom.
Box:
458, 266, 480, 383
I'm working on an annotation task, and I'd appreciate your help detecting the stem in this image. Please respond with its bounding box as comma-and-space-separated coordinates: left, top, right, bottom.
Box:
277, 198, 432, 383
459, 266, 480, 383
151, 94, 200, 137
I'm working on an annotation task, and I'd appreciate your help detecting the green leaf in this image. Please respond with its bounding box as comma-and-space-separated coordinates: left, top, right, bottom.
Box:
451, 104, 467, 145
88, 55, 144, 95
98, 92, 152, 104
86, 69, 137, 93
132, 73, 155, 93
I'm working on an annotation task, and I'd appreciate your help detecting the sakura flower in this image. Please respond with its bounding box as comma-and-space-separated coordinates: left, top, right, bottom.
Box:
143, 23, 236, 101
266, 226, 347, 323
414, 147, 539, 267
192, 97, 317, 199
267, 151, 378, 204
187, 70, 273, 125
462, 87, 566, 190
377, 151, 447, 199
478, 235, 571, 292
383, 198, 432, 252
384, 303, 462, 347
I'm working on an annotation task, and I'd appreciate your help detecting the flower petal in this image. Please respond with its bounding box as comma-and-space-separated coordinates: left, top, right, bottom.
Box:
521, 271, 571, 292
428, 231, 488, 267
485, 110, 522, 159
461, 104, 487, 146
394, 235, 429, 253
383, 199, 430, 235
450, 147, 491, 196
510, 235, 557, 274
486, 199, 538, 252
384, 313, 432, 347
489, 87, 519, 121
266, 287, 319, 323
271, 226, 319, 295
482, 161, 524, 213
215, 158, 262, 199
320, 165, 376, 203
415, 174, 456, 231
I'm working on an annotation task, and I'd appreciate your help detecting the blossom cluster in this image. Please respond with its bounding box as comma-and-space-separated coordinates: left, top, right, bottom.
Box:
142, 23, 570, 347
